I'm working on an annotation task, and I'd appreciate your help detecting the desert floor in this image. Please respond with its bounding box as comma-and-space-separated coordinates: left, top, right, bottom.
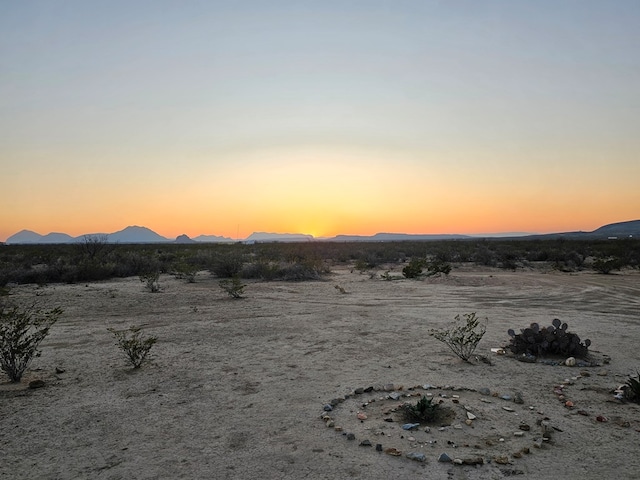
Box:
2, 265, 640, 479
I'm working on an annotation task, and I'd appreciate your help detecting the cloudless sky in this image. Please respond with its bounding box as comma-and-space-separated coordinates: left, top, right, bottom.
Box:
1, 0, 639, 241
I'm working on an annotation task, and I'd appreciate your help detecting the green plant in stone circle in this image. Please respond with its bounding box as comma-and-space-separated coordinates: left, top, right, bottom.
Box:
431, 312, 487, 363
403, 395, 440, 422
108, 326, 157, 369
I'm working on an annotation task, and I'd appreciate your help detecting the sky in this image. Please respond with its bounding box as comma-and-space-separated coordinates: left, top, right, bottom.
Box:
1, 0, 639, 241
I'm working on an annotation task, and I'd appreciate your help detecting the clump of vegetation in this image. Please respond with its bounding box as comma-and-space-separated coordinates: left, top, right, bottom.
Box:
403, 395, 441, 422
431, 312, 487, 363
623, 371, 640, 403
402, 257, 426, 278
108, 325, 157, 369
0, 303, 62, 382
173, 262, 198, 283
334, 285, 347, 294
139, 271, 160, 292
592, 257, 622, 274
425, 259, 452, 276
219, 276, 246, 298
507, 319, 591, 358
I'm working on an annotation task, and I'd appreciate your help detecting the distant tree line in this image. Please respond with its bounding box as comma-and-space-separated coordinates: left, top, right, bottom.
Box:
0, 237, 638, 286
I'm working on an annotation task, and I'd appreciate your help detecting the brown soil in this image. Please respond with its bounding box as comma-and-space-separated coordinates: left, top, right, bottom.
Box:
2, 266, 640, 479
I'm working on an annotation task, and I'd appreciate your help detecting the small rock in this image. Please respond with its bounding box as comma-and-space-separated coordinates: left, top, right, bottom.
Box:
354, 387, 364, 394
55, 367, 65, 374
462, 457, 484, 465
465, 419, 473, 426
514, 392, 524, 404
406, 452, 427, 462
422, 384, 433, 390
453, 458, 463, 465
438, 453, 452, 463
424, 426, 431, 433
519, 423, 531, 431
384, 447, 402, 456
402, 423, 420, 430
28, 379, 45, 389
323, 404, 333, 412
478, 387, 492, 395
325, 420, 335, 428
502, 406, 515, 412
514, 431, 524, 437
466, 412, 477, 420
565, 357, 576, 367
360, 440, 372, 447
346, 433, 356, 440
500, 394, 512, 401
383, 383, 395, 391
376, 443, 383, 452
389, 392, 400, 400
494, 455, 510, 465
364, 386, 374, 392
357, 412, 367, 420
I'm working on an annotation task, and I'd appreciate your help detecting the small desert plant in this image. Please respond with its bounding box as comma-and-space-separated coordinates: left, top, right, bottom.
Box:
425, 259, 452, 276
0, 303, 62, 382
108, 325, 157, 368
403, 395, 440, 422
139, 271, 160, 292
592, 257, 621, 274
334, 285, 347, 294
507, 319, 591, 358
402, 257, 426, 278
219, 276, 246, 298
623, 371, 640, 403
431, 312, 487, 363
173, 263, 198, 283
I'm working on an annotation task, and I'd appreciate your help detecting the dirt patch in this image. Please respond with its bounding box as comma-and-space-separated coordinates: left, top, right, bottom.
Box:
2, 267, 640, 479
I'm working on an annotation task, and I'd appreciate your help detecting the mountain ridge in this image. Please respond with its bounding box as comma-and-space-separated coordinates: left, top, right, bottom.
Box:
4, 220, 639, 244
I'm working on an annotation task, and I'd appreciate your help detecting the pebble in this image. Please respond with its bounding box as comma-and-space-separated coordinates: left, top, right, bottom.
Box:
384, 447, 402, 456
438, 453, 452, 463
376, 444, 383, 452
514, 431, 524, 437
478, 387, 492, 395
466, 412, 477, 420
402, 423, 420, 430
422, 384, 433, 390
406, 452, 426, 462
28, 379, 45, 389
357, 412, 367, 420
323, 404, 333, 412
519, 423, 531, 431
494, 455, 510, 465
502, 406, 515, 412
514, 392, 524, 404
383, 384, 395, 391
500, 394, 512, 401
453, 458, 463, 465
346, 433, 356, 440
354, 387, 364, 394
389, 392, 401, 400
359, 440, 372, 447
565, 357, 576, 367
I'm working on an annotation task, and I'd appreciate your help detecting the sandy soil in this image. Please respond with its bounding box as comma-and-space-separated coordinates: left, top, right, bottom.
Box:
2, 265, 640, 479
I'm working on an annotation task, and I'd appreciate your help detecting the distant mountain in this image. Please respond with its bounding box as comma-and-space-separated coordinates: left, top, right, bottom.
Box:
245, 232, 313, 243
591, 220, 640, 237
4, 219, 639, 244
174, 234, 196, 244
331, 233, 471, 242
6, 230, 75, 244
107, 226, 170, 243
193, 234, 234, 243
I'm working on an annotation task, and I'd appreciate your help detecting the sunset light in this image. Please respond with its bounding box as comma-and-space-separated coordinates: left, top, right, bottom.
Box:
1, 2, 639, 242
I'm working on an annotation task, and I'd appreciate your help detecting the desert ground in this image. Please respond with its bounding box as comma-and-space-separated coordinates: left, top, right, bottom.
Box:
2, 265, 640, 479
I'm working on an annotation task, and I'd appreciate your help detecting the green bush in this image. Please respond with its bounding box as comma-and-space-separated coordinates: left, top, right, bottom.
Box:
219, 276, 246, 298
402, 257, 426, 278
108, 325, 157, 369
431, 312, 487, 363
139, 271, 160, 292
0, 303, 62, 382
403, 395, 440, 422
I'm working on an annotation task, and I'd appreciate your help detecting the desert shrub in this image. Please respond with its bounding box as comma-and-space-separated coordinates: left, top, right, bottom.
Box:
108, 325, 157, 369
507, 319, 591, 358
431, 312, 487, 363
425, 259, 452, 276
219, 276, 246, 298
172, 262, 198, 283
402, 257, 426, 278
592, 257, 621, 274
0, 303, 62, 382
210, 253, 245, 278
139, 271, 160, 292
623, 371, 640, 403
403, 395, 440, 422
